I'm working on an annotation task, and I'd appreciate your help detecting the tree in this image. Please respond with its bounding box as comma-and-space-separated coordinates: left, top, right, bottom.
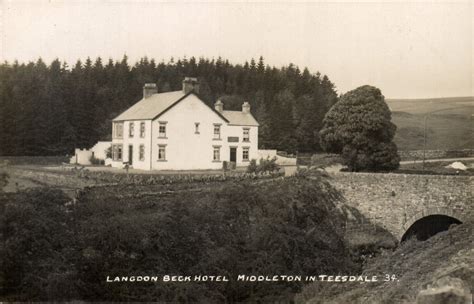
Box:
0, 56, 339, 156
319, 85, 400, 171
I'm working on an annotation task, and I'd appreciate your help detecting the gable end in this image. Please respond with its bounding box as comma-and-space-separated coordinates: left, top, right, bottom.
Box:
152, 92, 230, 123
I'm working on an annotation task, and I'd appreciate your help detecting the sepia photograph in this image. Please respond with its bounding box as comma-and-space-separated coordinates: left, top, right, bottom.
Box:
0, 0, 472, 303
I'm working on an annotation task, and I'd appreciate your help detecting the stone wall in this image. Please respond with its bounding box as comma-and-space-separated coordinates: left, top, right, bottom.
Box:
398, 149, 474, 161
328, 172, 473, 240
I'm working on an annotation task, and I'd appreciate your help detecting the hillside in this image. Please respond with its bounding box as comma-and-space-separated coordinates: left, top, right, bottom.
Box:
297, 221, 473, 303
386, 97, 474, 150
1, 177, 357, 302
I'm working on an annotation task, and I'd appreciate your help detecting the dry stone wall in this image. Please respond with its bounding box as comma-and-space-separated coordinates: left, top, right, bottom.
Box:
398, 149, 474, 161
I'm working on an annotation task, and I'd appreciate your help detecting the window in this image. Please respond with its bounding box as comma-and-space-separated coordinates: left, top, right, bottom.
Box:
213, 146, 221, 161
243, 128, 250, 142
158, 145, 166, 161
140, 122, 145, 138
213, 124, 221, 140
118, 145, 122, 161
112, 144, 123, 161
242, 147, 250, 161
139, 144, 145, 161
159, 122, 167, 138
114, 122, 123, 139
195, 122, 200, 134
129, 122, 134, 138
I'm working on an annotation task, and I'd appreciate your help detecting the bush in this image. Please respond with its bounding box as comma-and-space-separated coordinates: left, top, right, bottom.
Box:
89, 155, 104, 165
247, 157, 279, 174
105, 147, 112, 159
246, 159, 258, 173
259, 156, 279, 172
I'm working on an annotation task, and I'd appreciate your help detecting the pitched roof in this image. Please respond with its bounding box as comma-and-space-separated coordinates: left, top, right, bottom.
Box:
113, 91, 228, 122
113, 91, 186, 121
222, 110, 259, 126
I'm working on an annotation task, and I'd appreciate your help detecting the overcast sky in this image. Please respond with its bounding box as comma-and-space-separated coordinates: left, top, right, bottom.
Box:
1, 0, 472, 98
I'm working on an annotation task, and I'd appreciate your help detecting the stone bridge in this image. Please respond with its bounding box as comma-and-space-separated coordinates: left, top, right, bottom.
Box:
328, 172, 473, 241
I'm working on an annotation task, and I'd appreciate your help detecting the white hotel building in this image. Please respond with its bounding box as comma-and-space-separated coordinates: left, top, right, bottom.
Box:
111, 77, 259, 170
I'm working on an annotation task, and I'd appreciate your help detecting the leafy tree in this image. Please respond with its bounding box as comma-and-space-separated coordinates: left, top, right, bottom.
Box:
319, 85, 400, 171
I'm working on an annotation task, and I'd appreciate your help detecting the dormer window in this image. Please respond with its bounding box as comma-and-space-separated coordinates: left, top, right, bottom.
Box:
159, 122, 167, 138
213, 124, 221, 140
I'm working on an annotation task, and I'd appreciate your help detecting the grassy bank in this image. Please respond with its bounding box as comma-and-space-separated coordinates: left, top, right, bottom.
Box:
297, 221, 473, 303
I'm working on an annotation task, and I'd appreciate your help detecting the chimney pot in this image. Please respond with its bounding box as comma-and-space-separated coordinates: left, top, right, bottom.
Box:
242, 101, 250, 114
143, 83, 158, 99
182, 77, 200, 94
215, 99, 224, 113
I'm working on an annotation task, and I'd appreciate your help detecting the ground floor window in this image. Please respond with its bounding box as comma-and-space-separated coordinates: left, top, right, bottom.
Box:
139, 144, 145, 161
158, 145, 166, 161
242, 147, 249, 161
112, 144, 123, 161
213, 146, 221, 161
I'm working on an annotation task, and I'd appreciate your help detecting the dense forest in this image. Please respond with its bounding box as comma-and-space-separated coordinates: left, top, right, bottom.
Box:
0, 56, 338, 156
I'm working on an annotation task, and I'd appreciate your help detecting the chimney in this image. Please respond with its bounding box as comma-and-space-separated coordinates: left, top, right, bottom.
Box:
182, 77, 200, 94
143, 83, 158, 99
242, 101, 250, 114
214, 99, 224, 113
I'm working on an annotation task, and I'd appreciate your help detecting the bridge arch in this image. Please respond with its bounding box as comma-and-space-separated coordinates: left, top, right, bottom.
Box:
401, 208, 464, 242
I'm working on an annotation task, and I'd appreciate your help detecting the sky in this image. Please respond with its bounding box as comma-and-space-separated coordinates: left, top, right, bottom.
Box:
0, 0, 472, 98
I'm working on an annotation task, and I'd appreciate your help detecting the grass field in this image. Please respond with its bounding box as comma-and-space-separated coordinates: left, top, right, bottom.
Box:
386, 97, 473, 150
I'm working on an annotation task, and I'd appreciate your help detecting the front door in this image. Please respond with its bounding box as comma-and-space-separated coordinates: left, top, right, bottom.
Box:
128, 145, 133, 165
230, 147, 237, 163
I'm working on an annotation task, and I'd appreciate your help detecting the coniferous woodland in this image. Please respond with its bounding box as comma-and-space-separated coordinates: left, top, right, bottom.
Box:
0, 56, 338, 156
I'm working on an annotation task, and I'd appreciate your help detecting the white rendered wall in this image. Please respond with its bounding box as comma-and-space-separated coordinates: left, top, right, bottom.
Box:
111, 120, 152, 170
72, 149, 93, 165
223, 124, 259, 166
151, 95, 228, 170
89, 141, 111, 160
112, 94, 259, 171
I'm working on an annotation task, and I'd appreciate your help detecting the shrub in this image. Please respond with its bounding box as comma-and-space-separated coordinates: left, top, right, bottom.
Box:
89, 155, 104, 165
258, 156, 279, 173
246, 159, 258, 173
247, 157, 279, 174
105, 147, 112, 159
